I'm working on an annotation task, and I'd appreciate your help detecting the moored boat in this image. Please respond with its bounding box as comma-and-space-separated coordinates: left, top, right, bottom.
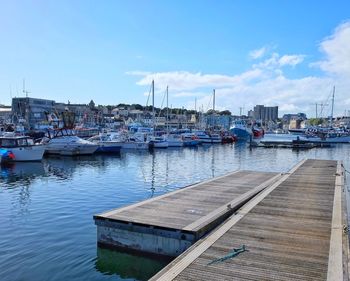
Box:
148, 136, 169, 148
0, 134, 45, 161
166, 134, 184, 147
181, 133, 201, 147
230, 120, 252, 141
42, 129, 98, 156
88, 134, 122, 153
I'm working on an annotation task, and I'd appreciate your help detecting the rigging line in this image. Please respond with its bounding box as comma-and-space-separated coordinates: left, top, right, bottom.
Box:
155, 88, 167, 119
160, 88, 166, 109
146, 83, 152, 107
341, 164, 350, 175
319, 87, 333, 118
206, 95, 212, 112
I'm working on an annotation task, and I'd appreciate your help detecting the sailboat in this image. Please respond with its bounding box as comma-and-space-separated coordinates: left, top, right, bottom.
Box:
148, 80, 169, 148
301, 86, 350, 143
163, 86, 184, 147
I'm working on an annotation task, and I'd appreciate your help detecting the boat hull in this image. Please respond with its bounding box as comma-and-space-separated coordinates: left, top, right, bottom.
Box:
7, 145, 45, 161
150, 141, 169, 148
230, 128, 251, 140
121, 142, 149, 150
167, 140, 183, 147
96, 145, 122, 153
183, 140, 200, 147
45, 144, 98, 156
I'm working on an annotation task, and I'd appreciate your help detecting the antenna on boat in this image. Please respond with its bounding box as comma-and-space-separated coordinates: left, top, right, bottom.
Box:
22, 79, 30, 98
330, 85, 335, 127
152, 80, 155, 135
166, 85, 169, 134
213, 89, 215, 111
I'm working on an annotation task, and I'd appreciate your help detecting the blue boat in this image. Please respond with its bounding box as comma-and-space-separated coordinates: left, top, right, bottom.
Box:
230, 120, 252, 141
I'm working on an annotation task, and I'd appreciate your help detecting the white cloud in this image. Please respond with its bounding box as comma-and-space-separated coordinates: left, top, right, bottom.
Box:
253, 53, 305, 69
316, 21, 350, 77
128, 69, 263, 92
278, 54, 305, 66
249, 46, 267, 59
128, 20, 350, 117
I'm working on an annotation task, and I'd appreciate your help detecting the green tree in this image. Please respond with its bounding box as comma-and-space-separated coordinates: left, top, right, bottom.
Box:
220, 110, 232, 115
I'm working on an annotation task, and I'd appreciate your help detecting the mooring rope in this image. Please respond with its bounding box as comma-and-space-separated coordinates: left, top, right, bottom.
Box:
341, 163, 350, 175
207, 245, 248, 265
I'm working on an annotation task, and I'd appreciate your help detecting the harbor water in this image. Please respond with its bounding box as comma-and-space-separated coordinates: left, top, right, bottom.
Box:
1, 135, 350, 281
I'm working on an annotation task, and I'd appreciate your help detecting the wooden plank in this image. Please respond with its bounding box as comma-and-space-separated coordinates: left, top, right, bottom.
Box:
151, 159, 344, 281
96, 170, 277, 231
183, 173, 282, 231
150, 159, 307, 281
95, 170, 241, 218
327, 161, 344, 281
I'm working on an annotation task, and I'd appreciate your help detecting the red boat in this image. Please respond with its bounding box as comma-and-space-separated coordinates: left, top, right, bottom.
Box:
252, 126, 264, 138
221, 132, 237, 143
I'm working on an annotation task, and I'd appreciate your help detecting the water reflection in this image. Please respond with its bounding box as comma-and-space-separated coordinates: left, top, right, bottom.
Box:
0, 162, 46, 185
95, 247, 168, 281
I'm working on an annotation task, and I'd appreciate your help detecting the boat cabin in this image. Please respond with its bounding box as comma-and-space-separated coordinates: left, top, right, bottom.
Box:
0, 136, 35, 148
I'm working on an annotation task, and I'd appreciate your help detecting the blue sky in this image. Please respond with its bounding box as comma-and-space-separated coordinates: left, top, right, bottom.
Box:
0, 0, 349, 117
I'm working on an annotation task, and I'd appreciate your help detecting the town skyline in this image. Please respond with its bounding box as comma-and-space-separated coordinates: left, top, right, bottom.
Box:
0, 1, 349, 117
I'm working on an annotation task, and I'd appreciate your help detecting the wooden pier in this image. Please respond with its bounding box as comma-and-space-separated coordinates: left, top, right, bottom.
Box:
150, 159, 348, 281
94, 170, 281, 257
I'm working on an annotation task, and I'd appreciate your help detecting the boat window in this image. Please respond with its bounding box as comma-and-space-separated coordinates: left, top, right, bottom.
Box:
27, 138, 34, 145
0, 139, 17, 147
17, 138, 28, 146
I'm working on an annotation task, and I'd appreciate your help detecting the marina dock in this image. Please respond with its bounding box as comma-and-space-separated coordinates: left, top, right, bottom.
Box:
94, 170, 281, 257
150, 159, 348, 281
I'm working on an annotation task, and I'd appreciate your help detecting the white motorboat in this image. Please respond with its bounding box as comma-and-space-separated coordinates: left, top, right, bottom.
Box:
209, 133, 222, 143
166, 134, 184, 147
194, 131, 212, 144
111, 132, 150, 150
42, 130, 98, 156
181, 133, 201, 147
88, 134, 122, 153
194, 131, 222, 144
0, 134, 45, 161
148, 136, 169, 148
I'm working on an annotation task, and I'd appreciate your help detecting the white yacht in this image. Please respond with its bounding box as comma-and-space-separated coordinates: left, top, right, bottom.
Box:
88, 134, 122, 153
148, 135, 169, 148
0, 134, 45, 161
166, 134, 184, 147
194, 131, 212, 144
209, 133, 222, 143
42, 129, 98, 156
111, 131, 150, 150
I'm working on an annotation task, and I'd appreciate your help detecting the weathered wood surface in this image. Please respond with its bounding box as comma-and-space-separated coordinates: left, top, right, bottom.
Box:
151, 159, 347, 281
95, 170, 279, 233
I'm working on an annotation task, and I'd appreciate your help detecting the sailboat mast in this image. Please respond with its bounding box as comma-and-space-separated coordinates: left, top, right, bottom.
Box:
152, 80, 155, 135
166, 86, 169, 133
330, 85, 335, 127
213, 89, 215, 111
